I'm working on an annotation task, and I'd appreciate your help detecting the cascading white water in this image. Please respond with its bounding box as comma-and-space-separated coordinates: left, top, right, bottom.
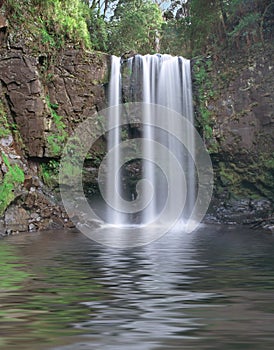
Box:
156, 55, 195, 220
106, 56, 124, 225
106, 54, 195, 226
141, 55, 160, 223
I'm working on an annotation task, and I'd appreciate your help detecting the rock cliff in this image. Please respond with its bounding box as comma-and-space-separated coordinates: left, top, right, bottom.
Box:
0, 15, 109, 234
192, 44, 274, 228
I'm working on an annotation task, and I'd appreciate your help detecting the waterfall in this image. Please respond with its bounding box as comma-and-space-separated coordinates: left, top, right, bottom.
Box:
106, 56, 124, 225
106, 54, 195, 227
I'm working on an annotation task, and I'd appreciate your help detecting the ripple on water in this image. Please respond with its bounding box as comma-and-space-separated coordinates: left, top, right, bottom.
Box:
1, 225, 274, 350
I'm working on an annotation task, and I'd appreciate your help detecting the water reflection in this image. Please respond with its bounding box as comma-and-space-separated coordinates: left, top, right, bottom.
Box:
0, 225, 274, 349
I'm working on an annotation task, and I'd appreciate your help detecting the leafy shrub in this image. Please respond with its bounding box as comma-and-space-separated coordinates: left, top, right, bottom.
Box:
4, 0, 92, 49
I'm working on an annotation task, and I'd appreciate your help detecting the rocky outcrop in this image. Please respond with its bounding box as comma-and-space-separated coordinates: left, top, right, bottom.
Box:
0, 131, 74, 235
0, 52, 47, 157
192, 44, 274, 225
0, 40, 110, 235
211, 50, 273, 157
45, 49, 109, 156
0, 49, 109, 158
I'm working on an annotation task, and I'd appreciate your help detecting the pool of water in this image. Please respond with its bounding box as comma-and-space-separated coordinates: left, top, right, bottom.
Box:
1, 224, 274, 349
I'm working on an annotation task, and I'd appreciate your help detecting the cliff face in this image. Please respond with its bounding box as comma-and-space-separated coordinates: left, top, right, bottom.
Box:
193, 44, 274, 225
0, 21, 109, 234
0, 49, 108, 158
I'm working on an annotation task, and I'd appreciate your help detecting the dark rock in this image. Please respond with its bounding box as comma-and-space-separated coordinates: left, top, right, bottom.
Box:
121, 51, 136, 59
0, 15, 7, 29
4, 206, 29, 233
0, 43, 111, 234
192, 47, 274, 222
0, 14, 7, 46
208, 196, 273, 229
250, 199, 272, 214
0, 53, 46, 157
48, 216, 65, 230
0, 49, 109, 158
23, 175, 40, 191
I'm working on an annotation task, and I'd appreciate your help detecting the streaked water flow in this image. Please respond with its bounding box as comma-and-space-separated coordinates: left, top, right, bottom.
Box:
106, 54, 195, 225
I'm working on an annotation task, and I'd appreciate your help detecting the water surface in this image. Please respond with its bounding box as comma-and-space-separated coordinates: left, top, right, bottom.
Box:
1, 225, 274, 349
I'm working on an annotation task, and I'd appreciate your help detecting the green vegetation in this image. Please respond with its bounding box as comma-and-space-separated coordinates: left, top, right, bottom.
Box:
46, 97, 68, 157
0, 100, 11, 139
0, 153, 25, 216
3, 0, 272, 56
217, 154, 274, 200
160, 0, 273, 56
88, 13, 108, 52
255, 155, 274, 199
108, 0, 163, 55
193, 58, 218, 152
4, 0, 91, 50
40, 160, 59, 188
40, 156, 82, 188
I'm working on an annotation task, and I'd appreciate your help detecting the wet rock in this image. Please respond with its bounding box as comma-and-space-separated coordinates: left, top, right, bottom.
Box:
248, 216, 274, 233
250, 199, 272, 215
4, 206, 29, 233
208, 197, 273, 230
64, 219, 75, 229
265, 224, 274, 234
48, 216, 65, 230
28, 223, 36, 232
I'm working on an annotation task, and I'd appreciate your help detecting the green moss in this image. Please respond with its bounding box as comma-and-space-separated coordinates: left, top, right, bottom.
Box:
255, 154, 274, 198
216, 153, 274, 201
46, 97, 68, 156
40, 160, 59, 188
193, 58, 218, 152
0, 153, 25, 216
40, 157, 82, 188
